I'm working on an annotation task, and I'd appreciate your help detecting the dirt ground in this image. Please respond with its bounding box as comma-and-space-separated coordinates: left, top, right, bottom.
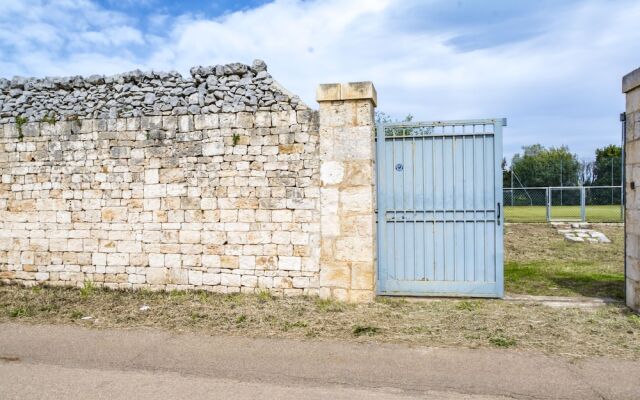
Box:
504, 223, 624, 299
1, 284, 639, 360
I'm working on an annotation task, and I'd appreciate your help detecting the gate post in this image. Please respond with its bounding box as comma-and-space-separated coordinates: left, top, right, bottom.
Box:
580, 186, 586, 222
316, 82, 377, 302
546, 187, 551, 222
623, 67, 640, 311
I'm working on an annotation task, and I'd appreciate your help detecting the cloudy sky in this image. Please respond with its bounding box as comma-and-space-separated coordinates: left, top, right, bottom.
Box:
1, 0, 638, 161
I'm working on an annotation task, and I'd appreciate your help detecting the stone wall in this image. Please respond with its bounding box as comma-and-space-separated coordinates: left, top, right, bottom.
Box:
623, 66, 640, 311
0, 61, 378, 301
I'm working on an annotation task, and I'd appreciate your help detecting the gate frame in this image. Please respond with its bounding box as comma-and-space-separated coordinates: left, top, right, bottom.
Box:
375, 118, 506, 298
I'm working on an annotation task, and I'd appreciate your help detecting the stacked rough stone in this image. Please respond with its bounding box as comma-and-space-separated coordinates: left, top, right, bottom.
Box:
0, 61, 322, 296
0, 59, 305, 122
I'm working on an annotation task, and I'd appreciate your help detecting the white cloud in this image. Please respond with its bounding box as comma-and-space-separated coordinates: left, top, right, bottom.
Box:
1, 0, 639, 158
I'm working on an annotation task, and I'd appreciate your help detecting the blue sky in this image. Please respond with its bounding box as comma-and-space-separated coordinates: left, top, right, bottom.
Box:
1, 0, 638, 161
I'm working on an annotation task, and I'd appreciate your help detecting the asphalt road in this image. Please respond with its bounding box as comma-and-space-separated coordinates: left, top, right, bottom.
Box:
0, 323, 638, 399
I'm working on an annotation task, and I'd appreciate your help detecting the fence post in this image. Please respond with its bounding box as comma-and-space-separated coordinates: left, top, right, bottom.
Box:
580, 186, 586, 222
546, 187, 551, 222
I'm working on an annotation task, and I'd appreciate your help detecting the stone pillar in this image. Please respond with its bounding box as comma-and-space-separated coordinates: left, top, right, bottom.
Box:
316, 82, 377, 302
623, 67, 640, 311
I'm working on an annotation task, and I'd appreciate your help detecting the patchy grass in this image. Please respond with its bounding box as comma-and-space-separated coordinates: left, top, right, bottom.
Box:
1, 285, 640, 359
504, 223, 624, 299
352, 325, 380, 337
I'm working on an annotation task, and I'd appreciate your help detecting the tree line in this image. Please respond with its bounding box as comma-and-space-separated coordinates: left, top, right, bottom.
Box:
504, 144, 622, 188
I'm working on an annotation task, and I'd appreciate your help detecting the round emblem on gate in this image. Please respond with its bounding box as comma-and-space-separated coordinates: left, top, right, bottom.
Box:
395, 163, 404, 172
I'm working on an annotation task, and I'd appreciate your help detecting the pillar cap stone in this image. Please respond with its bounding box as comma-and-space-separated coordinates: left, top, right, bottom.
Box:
623, 67, 640, 93
316, 81, 377, 106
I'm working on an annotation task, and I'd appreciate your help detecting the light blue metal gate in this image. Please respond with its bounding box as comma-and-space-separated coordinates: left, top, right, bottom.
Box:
376, 119, 505, 297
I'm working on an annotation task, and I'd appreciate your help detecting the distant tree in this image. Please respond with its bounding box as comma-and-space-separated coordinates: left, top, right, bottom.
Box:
375, 111, 413, 125
375, 112, 416, 136
578, 160, 594, 186
510, 144, 580, 187
592, 144, 622, 186
502, 158, 511, 188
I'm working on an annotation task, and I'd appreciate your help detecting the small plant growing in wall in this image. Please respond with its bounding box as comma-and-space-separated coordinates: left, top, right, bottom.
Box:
232, 133, 241, 146
41, 113, 57, 125
15, 115, 27, 141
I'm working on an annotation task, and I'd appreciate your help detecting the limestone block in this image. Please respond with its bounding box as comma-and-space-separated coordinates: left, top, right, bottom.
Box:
279, 256, 301, 271
188, 270, 203, 285
149, 253, 165, 268
319, 263, 350, 288
203, 142, 225, 156
178, 115, 194, 132
320, 161, 344, 185
194, 114, 219, 130
169, 268, 188, 285
147, 268, 168, 285
272, 110, 296, 127
101, 207, 128, 223
220, 273, 241, 287
316, 83, 342, 103
627, 278, 640, 310
339, 186, 373, 213
290, 232, 309, 246
35, 272, 49, 281
274, 276, 293, 289
144, 184, 166, 198
202, 272, 221, 285
344, 160, 373, 186
272, 210, 293, 222
107, 253, 129, 266
351, 261, 374, 290
335, 236, 373, 263
340, 82, 377, 106
255, 111, 271, 127
145, 169, 159, 184
179, 231, 201, 244
256, 256, 277, 270
221, 255, 239, 269
236, 112, 254, 128
241, 274, 258, 287
219, 113, 236, 128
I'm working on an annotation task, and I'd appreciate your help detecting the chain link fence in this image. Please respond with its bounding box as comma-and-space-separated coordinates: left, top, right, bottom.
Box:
503, 186, 623, 223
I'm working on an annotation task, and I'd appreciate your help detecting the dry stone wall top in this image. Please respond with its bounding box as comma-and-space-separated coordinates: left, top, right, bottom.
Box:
0, 60, 307, 123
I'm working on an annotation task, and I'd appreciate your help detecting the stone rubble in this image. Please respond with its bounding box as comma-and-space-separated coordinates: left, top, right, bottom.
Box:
0, 59, 307, 123
551, 222, 611, 243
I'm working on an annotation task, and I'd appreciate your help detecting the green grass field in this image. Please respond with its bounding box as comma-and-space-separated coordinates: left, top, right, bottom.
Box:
504, 205, 622, 223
